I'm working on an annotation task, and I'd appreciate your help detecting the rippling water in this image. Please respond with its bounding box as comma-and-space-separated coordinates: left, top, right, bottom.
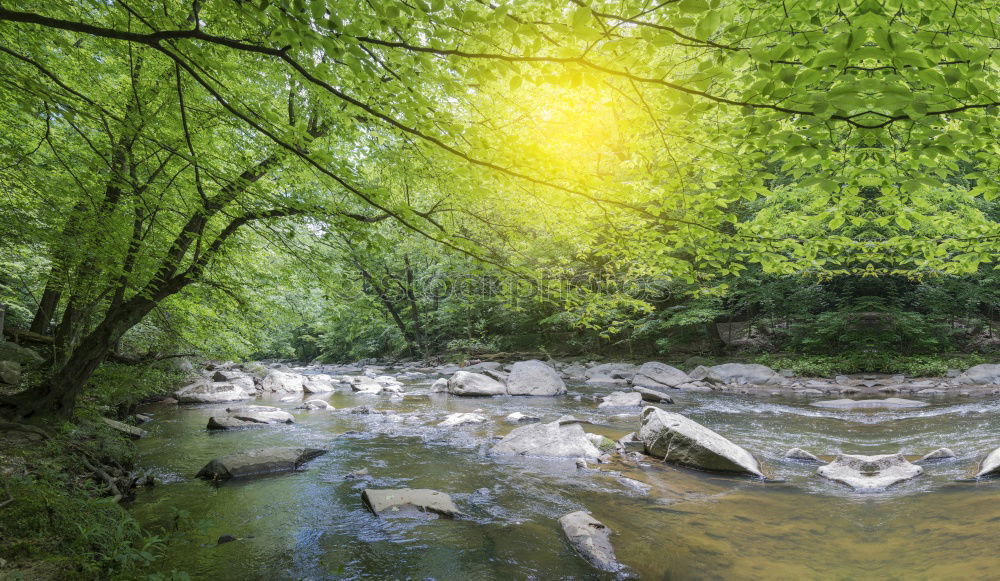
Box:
130, 379, 1000, 580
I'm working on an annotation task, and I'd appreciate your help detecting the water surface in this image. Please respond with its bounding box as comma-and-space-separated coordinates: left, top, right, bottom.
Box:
131, 379, 1000, 579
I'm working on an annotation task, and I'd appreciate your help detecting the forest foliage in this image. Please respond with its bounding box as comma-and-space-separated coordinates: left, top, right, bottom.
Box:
2, 0, 1000, 415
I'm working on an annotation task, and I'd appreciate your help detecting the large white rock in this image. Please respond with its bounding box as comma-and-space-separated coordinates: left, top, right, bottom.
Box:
303, 374, 337, 393
597, 391, 642, 408
261, 370, 305, 392
633, 386, 674, 403
362, 488, 463, 518
429, 378, 449, 392
975, 447, 1000, 478
174, 380, 253, 403
632, 362, 690, 388
438, 413, 487, 427
638, 407, 764, 477
491, 421, 601, 459
506, 360, 566, 396
225, 405, 294, 424
817, 454, 922, 491
196, 447, 325, 480
585, 363, 637, 384
708, 363, 782, 385
559, 511, 621, 572
959, 364, 1000, 384
447, 371, 506, 396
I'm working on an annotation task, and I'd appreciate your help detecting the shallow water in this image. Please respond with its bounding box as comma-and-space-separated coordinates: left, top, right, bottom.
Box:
131, 379, 1000, 580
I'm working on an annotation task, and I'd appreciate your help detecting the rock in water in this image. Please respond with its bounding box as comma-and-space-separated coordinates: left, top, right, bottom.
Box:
558, 511, 620, 572
196, 447, 326, 480
638, 407, 764, 477
491, 421, 601, 459
811, 398, 928, 410
446, 371, 507, 396
632, 362, 690, 388
597, 391, 642, 408
975, 447, 1000, 478
917, 448, 956, 463
303, 374, 337, 393
504, 412, 541, 424
584, 363, 637, 384
225, 405, 294, 424
784, 448, 821, 462
174, 380, 253, 403
633, 386, 674, 403
362, 488, 463, 518
438, 413, 487, 427
708, 363, 782, 385
958, 364, 1000, 385
817, 454, 922, 491
505, 360, 566, 396
207, 416, 266, 430
296, 399, 333, 411
429, 378, 449, 392
261, 370, 305, 392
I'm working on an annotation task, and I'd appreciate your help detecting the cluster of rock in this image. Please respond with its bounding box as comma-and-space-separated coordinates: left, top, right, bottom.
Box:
0, 340, 44, 388
171, 362, 411, 403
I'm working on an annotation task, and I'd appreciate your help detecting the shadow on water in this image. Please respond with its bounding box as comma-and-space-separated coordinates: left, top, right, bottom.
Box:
130, 383, 1000, 579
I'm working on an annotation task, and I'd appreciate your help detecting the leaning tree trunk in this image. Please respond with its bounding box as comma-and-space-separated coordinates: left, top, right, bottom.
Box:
9, 297, 155, 418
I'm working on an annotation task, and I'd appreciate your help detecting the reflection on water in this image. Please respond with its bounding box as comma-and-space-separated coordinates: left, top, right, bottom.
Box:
131, 381, 1000, 579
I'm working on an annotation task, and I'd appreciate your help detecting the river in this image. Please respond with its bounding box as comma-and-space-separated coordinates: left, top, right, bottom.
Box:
131, 373, 1000, 579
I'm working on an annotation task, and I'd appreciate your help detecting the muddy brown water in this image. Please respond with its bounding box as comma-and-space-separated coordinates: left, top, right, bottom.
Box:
131, 378, 1000, 580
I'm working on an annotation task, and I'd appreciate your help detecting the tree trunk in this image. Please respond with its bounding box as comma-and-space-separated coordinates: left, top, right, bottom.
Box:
29, 285, 61, 334
9, 297, 155, 418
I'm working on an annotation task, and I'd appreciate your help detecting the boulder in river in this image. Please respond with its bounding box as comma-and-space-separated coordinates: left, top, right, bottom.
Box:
817, 453, 922, 491
957, 364, 1000, 385
638, 407, 765, 477
917, 448, 956, 463
584, 363, 637, 384
362, 488, 463, 518
207, 416, 266, 430
633, 386, 674, 403
491, 420, 601, 459
632, 362, 690, 389
505, 412, 541, 424
784, 447, 821, 463
225, 405, 294, 424
196, 447, 326, 480
505, 360, 566, 396
303, 374, 337, 393
811, 398, 928, 410
597, 391, 642, 408
174, 380, 253, 403
438, 412, 487, 427
687, 365, 725, 384
558, 511, 621, 573
296, 399, 333, 411
447, 371, 506, 396
974, 447, 1000, 478
261, 370, 305, 392
429, 378, 449, 392
708, 363, 782, 385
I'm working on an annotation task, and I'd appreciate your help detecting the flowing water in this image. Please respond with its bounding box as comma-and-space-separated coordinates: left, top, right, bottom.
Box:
130, 377, 1000, 580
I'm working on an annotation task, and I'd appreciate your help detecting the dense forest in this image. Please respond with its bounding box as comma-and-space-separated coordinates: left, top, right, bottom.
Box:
2, 0, 1000, 579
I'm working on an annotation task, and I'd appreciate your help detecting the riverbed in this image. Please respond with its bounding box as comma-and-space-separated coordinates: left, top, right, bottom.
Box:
131, 375, 1000, 579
